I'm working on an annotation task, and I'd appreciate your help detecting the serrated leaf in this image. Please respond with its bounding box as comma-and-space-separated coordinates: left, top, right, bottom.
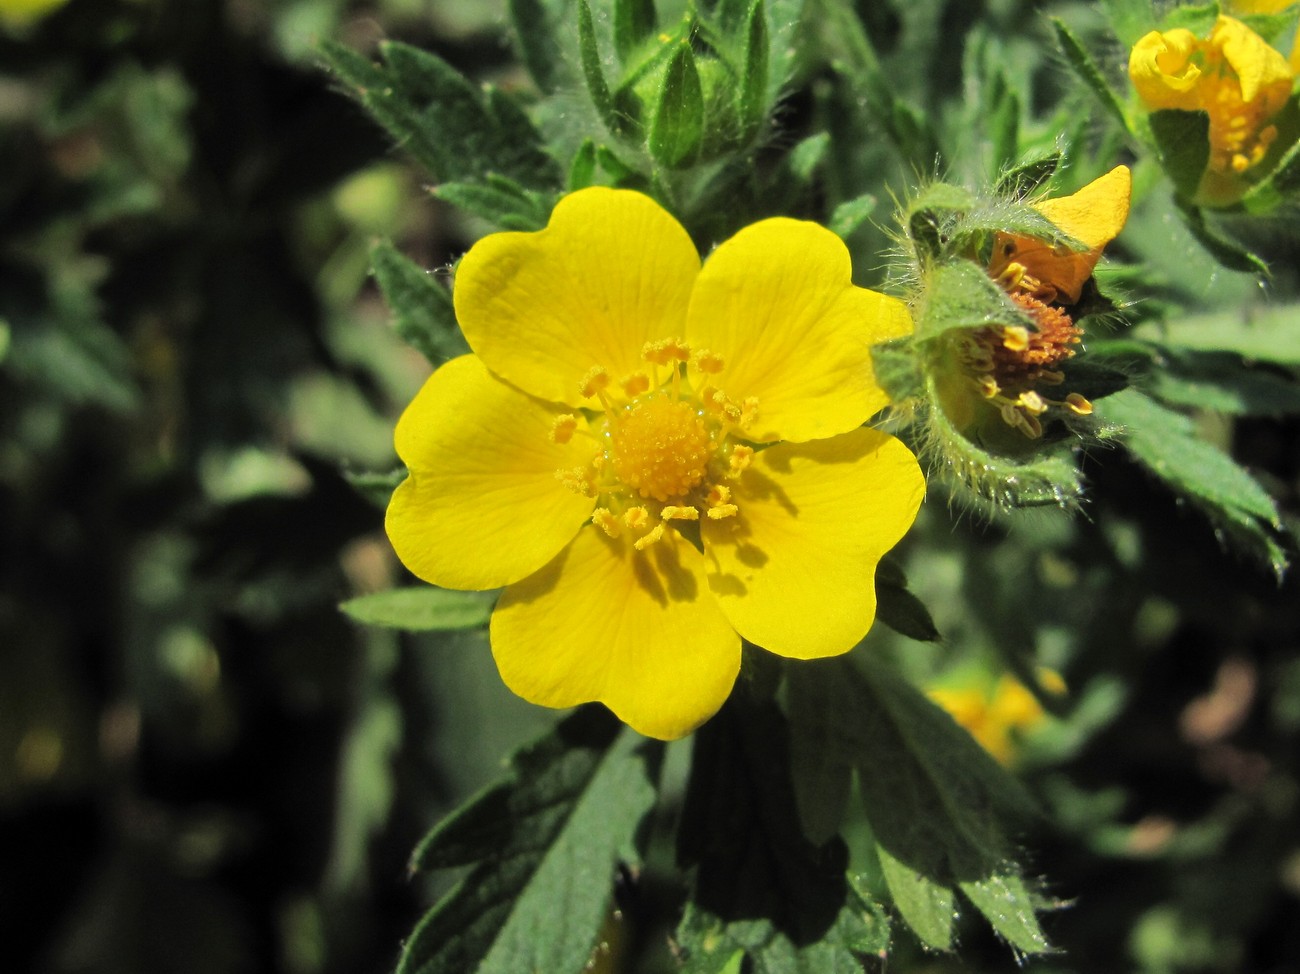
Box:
433, 177, 552, 230
614, 0, 657, 62
399, 708, 659, 974
1099, 388, 1288, 574
339, 587, 494, 631
650, 42, 705, 168
786, 655, 1048, 954
876, 844, 954, 950
1149, 109, 1210, 200
1051, 18, 1131, 134
959, 872, 1052, 955
369, 240, 468, 364
677, 688, 890, 971
320, 40, 558, 188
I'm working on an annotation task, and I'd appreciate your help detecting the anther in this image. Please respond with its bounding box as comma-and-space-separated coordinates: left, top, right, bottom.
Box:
692, 350, 725, 374
1018, 390, 1048, 415
1065, 393, 1093, 415
727, 446, 753, 478
624, 506, 651, 531
642, 338, 691, 365
592, 509, 621, 537
550, 414, 578, 444
633, 523, 666, 550
661, 506, 699, 521
619, 372, 650, 397
707, 504, 739, 520
579, 366, 611, 399
1002, 326, 1031, 352
739, 397, 760, 429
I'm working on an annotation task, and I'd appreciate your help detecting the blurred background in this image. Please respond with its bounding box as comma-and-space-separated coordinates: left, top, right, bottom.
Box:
4, 1, 1300, 973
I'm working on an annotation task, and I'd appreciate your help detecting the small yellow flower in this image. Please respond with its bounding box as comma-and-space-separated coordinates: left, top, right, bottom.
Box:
386, 188, 925, 740
930, 671, 1063, 765
948, 167, 1130, 442
1129, 16, 1294, 177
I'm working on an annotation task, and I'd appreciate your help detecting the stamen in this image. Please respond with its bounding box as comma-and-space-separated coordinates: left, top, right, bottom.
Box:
633, 523, 666, 550
727, 446, 753, 478
739, 397, 760, 429
692, 350, 725, 374
1017, 390, 1048, 415
707, 504, 739, 519
642, 337, 691, 366
556, 466, 596, 496
623, 507, 651, 531
550, 414, 578, 444
592, 509, 621, 537
619, 372, 650, 397
1002, 326, 1030, 352
579, 366, 611, 400
661, 506, 699, 521
1065, 393, 1093, 415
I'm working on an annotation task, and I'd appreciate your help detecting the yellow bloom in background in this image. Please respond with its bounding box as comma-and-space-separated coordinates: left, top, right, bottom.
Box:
951, 166, 1131, 441
1129, 16, 1294, 177
929, 671, 1063, 765
1229, 0, 1300, 72
386, 188, 925, 740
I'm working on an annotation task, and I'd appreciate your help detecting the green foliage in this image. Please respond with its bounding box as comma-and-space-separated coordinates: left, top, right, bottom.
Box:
1099, 389, 1290, 575
340, 587, 495, 632
398, 707, 660, 974
369, 241, 469, 364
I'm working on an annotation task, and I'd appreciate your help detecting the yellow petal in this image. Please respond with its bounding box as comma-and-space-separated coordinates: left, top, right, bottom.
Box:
685, 218, 912, 443
453, 188, 700, 407
1212, 15, 1294, 109
491, 526, 741, 740
996, 165, 1131, 304
700, 427, 924, 658
386, 355, 596, 590
1129, 28, 1204, 111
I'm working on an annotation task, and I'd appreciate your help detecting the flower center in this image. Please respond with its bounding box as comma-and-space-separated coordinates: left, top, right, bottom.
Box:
550, 338, 757, 550
609, 396, 711, 502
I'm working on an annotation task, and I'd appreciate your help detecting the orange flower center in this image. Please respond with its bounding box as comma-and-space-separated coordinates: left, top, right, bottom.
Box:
609, 397, 711, 502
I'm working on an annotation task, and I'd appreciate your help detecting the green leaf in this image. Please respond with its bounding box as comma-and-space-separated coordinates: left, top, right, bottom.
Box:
677, 687, 891, 971
828, 194, 877, 240
1173, 196, 1269, 275
320, 40, 558, 188
339, 587, 494, 631
568, 139, 598, 190
1134, 304, 1300, 365
995, 149, 1062, 197
399, 708, 660, 974
1162, 2, 1220, 35
1149, 109, 1210, 200
1241, 132, 1300, 214
1100, 0, 1158, 48
786, 655, 1049, 954
578, 0, 626, 137
1105, 342, 1300, 416
1050, 18, 1132, 134
614, 0, 657, 62
509, 0, 564, 92
739, 0, 770, 139
433, 176, 552, 230
369, 240, 469, 364
876, 844, 954, 950
915, 260, 1034, 342
650, 41, 705, 168
874, 558, 940, 643
1098, 388, 1289, 575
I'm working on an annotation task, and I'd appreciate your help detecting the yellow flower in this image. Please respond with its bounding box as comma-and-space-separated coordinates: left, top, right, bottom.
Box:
1227, 0, 1300, 73
386, 188, 925, 740
1129, 16, 1294, 177
949, 167, 1130, 441
929, 671, 1063, 765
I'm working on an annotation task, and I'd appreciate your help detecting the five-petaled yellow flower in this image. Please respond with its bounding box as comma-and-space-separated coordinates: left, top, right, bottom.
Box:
386, 188, 925, 740
1129, 15, 1294, 188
